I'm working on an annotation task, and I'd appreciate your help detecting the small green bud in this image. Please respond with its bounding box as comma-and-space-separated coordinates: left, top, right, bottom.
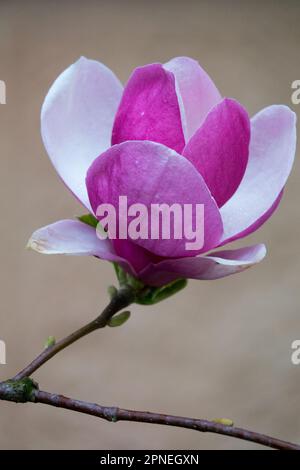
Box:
107, 285, 118, 299
212, 418, 234, 427
136, 278, 188, 305
113, 263, 129, 286
108, 311, 131, 327
44, 336, 56, 349
112, 263, 144, 291
77, 213, 98, 228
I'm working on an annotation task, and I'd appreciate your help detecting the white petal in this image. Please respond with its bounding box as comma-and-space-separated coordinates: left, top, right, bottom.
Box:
41, 57, 123, 211
27, 219, 115, 256
220, 105, 296, 244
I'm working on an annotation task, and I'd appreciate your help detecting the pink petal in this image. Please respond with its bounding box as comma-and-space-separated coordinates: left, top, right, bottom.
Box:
140, 244, 266, 286
86, 141, 223, 258
27, 219, 135, 275
111, 64, 185, 154
164, 56, 222, 140
41, 57, 123, 211
112, 239, 162, 274
183, 98, 250, 207
220, 105, 296, 244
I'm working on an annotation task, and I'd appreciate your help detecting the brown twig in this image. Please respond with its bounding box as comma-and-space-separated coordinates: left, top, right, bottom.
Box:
0, 284, 298, 450
13, 285, 135, 380
0, 380, 298, 450
35, 390, 300, 450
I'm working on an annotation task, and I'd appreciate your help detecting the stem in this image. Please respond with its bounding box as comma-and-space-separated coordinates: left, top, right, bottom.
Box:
36, 391, 299, 450
0, 381, 298, 450
2, 281, 299, 450
13, 285, 135, 381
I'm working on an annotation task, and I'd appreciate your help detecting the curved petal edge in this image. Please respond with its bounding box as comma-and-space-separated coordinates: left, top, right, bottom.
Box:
220, 105, 297, 244
27, 219, 136, 275
41, 57, 123, 211
139, 244, 266, 286
164, 56, 222, 140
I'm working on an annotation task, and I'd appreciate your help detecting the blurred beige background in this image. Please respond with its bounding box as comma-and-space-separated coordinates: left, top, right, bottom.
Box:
0, 0, 299, 450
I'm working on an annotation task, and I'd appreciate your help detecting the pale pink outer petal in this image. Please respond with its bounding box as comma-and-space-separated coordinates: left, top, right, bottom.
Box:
220, 105, 297, 244
27, 220, 135, 275
86, 141, 223, 258
111, 63, 185, 154
164, 56, 222, 141
183, 98, 250, 207
139, 244, 266, 286
219, 190, 283, 247
41, 57, 123, 211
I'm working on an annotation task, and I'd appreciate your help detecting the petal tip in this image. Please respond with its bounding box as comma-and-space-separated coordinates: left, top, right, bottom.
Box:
257, 243, 267, 260
26, 236, 46, 254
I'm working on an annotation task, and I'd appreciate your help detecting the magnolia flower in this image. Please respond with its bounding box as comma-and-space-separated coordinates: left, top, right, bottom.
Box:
28, 56, 296, 287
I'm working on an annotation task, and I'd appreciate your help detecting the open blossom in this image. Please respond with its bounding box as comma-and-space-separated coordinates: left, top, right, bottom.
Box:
28, 56, 296, 286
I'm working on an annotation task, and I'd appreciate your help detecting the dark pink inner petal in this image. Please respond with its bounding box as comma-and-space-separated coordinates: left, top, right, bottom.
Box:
112, 239, 163, 274
111, 63, 185, 154
86, 141, 223, 259
183, 98, 250, 207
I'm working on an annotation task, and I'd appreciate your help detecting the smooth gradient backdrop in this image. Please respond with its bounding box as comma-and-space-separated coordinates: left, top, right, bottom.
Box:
0, 0, 299, 450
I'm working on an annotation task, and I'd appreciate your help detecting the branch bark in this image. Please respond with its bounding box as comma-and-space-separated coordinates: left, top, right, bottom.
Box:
0, 284, 298, 450
0, 380, 298, 450
36, 390, 300, 450
13, 285, 135, 380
